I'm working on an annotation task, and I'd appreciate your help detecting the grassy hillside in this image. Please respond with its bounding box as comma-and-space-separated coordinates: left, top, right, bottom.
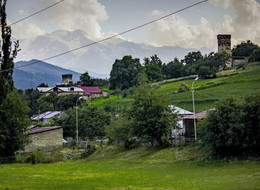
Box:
1, 146, 259, 190
90, 62, 260, 112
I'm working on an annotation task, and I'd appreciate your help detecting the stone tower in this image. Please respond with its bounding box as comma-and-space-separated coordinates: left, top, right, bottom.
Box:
62, 74, 73, 84
217, 34, 231, 53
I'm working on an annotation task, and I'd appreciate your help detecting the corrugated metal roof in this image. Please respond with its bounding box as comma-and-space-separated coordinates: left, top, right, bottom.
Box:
183, 111, 208, 119
31, 111, 63, 121
169, 105, 193, 115
77, 86, 102, 95
58, 87, 84, 92
37, 87, 52, 92
27, 126, 63, 135
44, 111, 61, 119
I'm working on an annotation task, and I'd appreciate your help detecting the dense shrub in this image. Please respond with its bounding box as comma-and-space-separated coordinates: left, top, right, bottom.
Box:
201, 94, 260, 157
15, 150, 65, 164
81, 144, 96, 158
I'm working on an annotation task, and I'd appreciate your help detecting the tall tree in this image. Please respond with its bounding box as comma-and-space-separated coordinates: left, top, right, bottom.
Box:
0, 0, 19, 103
183, 51, 203, 66
0, 0, 29, 159
0, 92, 30, 158
56, 106, 110, 141
143, 54, 163, 82
80, 71, 93, 86
162, 58, 184, 79
109, 55, 142, 90
128, 73, 176, 146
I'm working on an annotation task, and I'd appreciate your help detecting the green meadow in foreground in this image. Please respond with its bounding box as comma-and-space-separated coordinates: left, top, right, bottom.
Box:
1, 146, 259, 190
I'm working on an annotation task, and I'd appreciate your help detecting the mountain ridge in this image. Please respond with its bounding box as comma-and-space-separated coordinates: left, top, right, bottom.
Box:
16, 29, 212, 75
13, 60, 82, 90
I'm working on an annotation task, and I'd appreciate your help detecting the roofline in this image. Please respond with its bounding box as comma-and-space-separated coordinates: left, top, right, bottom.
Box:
27, 126, 63, 135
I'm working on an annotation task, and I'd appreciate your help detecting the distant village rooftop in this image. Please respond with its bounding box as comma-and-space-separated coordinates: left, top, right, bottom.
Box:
36, 74, 108, 100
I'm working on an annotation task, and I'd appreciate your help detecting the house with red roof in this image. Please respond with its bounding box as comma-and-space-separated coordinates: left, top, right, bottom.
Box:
37, 74, 108, 100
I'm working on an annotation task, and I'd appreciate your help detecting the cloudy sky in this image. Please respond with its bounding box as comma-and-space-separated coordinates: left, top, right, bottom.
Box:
7, 0, 260, 52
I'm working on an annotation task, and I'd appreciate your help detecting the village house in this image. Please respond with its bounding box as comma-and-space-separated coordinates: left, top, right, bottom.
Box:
37, 74, 108, 100
31, 111, 67, 124
182, 110, 212, 140
24, 126, 63, 152
169, 105, 193, 137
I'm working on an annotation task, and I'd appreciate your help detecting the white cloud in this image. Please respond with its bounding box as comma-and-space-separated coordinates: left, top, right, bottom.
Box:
10, 0, 107, 41
35, 0, 108, 40
148, 0, 260, 50
18, 9, 25, 14
212, 0, 260, 46
12, 23, 46, 40
148, 11, 216, 49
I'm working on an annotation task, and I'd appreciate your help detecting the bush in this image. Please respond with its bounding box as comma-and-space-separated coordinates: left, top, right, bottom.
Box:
159, 137, 170, 148
178, 82, 189, 93
81, 144, 96, 158
16, 150, 65, 164
201, 94, 260, 157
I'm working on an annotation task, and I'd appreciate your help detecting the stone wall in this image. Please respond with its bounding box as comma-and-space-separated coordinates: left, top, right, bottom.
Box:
232, 57, 249, 67
24, 128, 63, 152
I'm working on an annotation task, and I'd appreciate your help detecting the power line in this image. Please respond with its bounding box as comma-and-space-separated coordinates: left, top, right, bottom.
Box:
9, 0, 64, 26
1, 0, 208, 73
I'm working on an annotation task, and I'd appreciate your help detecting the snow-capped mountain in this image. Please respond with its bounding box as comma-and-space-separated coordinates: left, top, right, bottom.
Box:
16, 29, 212, 75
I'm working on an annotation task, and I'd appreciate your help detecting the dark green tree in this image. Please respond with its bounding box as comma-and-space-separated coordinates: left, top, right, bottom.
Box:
143, 54, 163, 82
249, 48, 260, 62
56, 94, 82, 110
0, 0, 19, 103
109, 55, 142, 90
128, 73, 176, 146
201, 95, 260, 157
37, 93, 82, 112
24, 89, 41, 116
80, 71, 93, 86
0, 0, 30, 159
162, 58, 184, 79
232, 40, 259, 58
105, 112, 133, 148
195, 51, 231, 78
57, 106, 110, 141
182, 51, 202, 76
37, 93, 58, 112
184, 51, 203, 66
0, 92, 30, 158
91, 78, 109, 87
37, 83, 49, 87
213, 51, 232, 70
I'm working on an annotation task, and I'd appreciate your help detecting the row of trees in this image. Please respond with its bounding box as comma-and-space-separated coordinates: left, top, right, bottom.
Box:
108, 51, 230, 90
109, 41, 260, 91
79, 72, 109, 87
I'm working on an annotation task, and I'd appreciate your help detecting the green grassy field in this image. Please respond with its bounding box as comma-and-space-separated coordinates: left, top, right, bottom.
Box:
89, 62, 260, 112
1, 146, 260, 190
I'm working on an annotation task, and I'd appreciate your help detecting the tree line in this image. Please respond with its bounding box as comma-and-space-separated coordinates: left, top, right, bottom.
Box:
109, 41, 260, 90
